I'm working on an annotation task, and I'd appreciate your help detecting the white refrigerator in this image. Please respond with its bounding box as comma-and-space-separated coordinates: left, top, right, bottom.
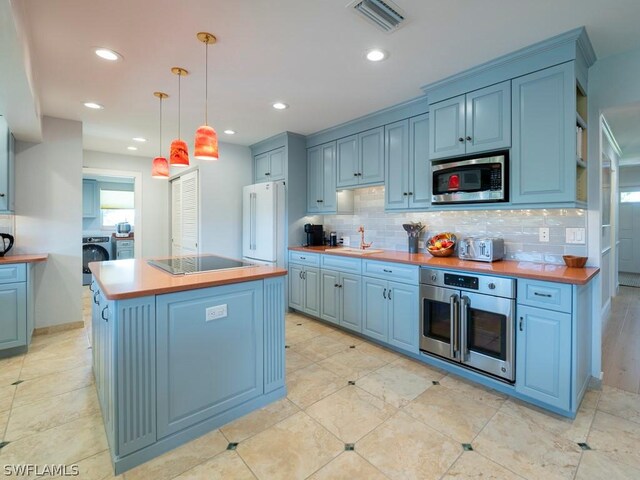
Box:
242, 181, 286, 267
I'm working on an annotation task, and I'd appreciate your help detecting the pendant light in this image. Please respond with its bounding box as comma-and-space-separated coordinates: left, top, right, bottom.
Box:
194, 32, 219, 160
170, 67, 190, 167
151, 92, 170, 178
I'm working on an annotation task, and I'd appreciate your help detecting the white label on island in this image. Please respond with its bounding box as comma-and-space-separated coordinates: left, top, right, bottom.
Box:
206, 304, 228, 321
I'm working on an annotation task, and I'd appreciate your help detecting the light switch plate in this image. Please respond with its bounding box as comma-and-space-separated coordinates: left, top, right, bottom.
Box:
206, 304, 227, 321
342, 237, 351, 247
418, 240, 425, 249
566, 228, 586, 244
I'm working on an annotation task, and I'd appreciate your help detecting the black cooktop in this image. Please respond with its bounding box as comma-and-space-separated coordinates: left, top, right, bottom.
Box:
148, 255, 254, 275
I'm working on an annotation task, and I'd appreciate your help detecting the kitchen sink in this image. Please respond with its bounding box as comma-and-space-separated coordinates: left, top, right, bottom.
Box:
326, 248, 384, 255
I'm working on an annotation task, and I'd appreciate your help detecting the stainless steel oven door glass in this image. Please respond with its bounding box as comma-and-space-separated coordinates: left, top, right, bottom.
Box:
460, 292, 515, 381
420, 285, 459, 361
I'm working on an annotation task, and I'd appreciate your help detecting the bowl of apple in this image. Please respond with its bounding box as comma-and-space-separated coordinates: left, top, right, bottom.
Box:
426, 233, 457, 257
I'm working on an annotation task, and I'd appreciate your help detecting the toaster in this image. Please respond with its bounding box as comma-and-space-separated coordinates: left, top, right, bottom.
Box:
458, 237, 505, 262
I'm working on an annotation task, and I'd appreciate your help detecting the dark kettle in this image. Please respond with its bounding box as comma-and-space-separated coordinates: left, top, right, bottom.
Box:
0, 234, 14, 257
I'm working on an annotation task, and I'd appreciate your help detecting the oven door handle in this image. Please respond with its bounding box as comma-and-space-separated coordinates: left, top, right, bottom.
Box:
460, 295, 470, 362
449, 294, 459, 359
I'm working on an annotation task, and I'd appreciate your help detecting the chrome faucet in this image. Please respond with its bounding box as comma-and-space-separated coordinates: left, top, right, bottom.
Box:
358, 226, 372, 250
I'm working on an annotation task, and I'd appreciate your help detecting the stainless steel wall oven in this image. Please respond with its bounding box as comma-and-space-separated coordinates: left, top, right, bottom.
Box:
419, 268, 516, 382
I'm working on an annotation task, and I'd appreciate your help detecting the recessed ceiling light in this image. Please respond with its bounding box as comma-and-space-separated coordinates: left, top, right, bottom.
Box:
127, 146, 138, 151
272, 102, 288, 110
95, 48, 121, 61
366, 49, 387, 62
224, 129, 236, 135
83, 102, 104, 109
132, 137, 147, 143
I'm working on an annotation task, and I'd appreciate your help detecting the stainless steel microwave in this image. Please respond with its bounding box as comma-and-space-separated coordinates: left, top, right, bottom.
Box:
432, 153, 507, 204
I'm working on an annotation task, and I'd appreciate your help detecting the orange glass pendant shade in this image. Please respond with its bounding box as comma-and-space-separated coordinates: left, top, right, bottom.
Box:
170, 139, 189, 167
151, 156, 169, 178
194, 125, 219, 160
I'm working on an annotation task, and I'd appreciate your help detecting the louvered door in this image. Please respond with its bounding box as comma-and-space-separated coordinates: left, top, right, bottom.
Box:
171, 178, 182, 256
171, 170, 200, 257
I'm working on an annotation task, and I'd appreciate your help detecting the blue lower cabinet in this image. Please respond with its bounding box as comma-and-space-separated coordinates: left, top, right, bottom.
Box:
288, 264, 304, 311
515, 304, 571, 410
340, 273, 362, 333
289, 263, 320, 317
388, 282, 419, 354
0, 282, 26, 350
320, 269, 340, 325
156, 282, 263, 438
362, 277, 389, 342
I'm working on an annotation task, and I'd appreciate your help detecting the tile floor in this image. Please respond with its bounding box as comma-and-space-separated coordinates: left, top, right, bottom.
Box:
0, 289, 639, 479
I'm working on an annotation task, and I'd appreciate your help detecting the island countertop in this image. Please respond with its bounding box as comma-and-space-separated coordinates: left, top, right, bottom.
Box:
89, 257, 287, 300
289, 246, 599, 285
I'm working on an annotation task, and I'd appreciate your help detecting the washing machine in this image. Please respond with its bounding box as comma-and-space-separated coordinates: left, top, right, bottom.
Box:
83, 236, 112, 285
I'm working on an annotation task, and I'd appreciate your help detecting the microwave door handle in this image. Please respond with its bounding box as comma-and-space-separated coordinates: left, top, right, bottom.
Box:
460, 296, 470, 362
450, 294, 459, 359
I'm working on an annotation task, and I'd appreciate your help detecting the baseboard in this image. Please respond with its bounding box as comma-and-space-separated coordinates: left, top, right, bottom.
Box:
33, 321, 84, 336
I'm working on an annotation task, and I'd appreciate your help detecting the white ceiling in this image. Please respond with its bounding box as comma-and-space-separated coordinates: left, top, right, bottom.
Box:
14, 0, 640, 157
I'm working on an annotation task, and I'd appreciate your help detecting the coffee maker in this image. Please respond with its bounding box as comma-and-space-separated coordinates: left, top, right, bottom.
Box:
304, 224, 324, 246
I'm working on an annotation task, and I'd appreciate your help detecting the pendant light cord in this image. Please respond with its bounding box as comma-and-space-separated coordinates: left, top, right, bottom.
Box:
158, 96, 163, 156
204, 39, 209, 126
178, 73, 181, 137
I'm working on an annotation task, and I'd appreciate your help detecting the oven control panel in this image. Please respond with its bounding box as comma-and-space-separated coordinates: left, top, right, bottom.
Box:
420, 268, 515, 299
444, 273, 478, 290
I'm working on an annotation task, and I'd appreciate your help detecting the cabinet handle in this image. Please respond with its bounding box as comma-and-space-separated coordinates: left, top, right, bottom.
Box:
93, 291, 99, 305
339, 284, 343, 288
0, 193, 5, 197
265, 172, 270, 176
89, 282, 94, 292
317, 200, 323, 203
299, 271, 303, 279
408, 192, 413, 196
458, 137, 464, 143
334, 283, 339, 288
357, 173, 362, 176
519, 316, 524, 331
303, 271, 307, 280
383, 269, 392, 273
383, 288, 387, 299
533, 292, 552, 298
300, 256, 306, 260
353, 173, 358, 177
388, 289, 392, 300
466, 136, 472, 141
101, 306, 109, 322
403, 192, 408, 196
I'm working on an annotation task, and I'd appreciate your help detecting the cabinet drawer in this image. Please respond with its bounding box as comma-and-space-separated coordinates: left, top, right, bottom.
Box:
289, 251, 320, 267
362, 260, 419, 284
321, 254, 362, 274
517, 279, 572, 313
117, 240, 133, 248
0, 264, 26, 284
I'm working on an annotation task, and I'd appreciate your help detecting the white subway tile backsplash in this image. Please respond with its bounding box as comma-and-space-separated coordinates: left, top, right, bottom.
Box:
0, 215, 15, 236
322, 186, 587, 265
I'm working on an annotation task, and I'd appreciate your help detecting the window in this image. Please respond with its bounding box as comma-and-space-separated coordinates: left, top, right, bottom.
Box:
620, 191, 640, 203
100, 190, 134, 227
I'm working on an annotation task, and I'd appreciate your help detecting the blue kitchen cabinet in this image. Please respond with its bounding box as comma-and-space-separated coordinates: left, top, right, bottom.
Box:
320, 269, 340, 325
384, 119, 410, 210
0, 116, 14, 214
388, 281, 419, 353
303, 267, 320, 317
288, 259, 320, 317
307, 142, 353, 214
288, 263, 304, 311
156, 282, 263, 438
515, 304, 571, 410
362, 277, 388, 342
0, 282, 26, 350
83, 179, 99, 218
511, 62, 576, 205
336, 128, 385, 188
386, 114, 430, 211
254, 147, 285, 183
429, 81, 511, 160
320, 268, 362, 332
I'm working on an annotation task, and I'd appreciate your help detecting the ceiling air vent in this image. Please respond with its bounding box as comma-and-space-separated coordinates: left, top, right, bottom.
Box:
348, 0, 406, 33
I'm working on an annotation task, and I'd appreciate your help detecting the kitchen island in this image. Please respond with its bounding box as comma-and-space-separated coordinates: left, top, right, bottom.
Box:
89, 256, 287, 475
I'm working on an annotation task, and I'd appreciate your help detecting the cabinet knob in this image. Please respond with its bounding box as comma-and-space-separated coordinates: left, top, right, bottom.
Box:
334, 283, 339, 288
0, 193, 5, 197
265, 172, 270, 176
354, 173, 358, 177
488, 282, 496, 290
317, 199, 323, 203
408, 192, 413, 196
357, 173, 362, 176
403, 192, 408, 196
458, 137, 464, 143
431, 274, 437, 281
466, 136, 472, 141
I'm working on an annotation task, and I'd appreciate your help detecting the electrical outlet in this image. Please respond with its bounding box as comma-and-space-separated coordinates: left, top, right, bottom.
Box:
566, 228, 586, 244
342, 237, 351, 247
418, 240, 425, 249
539, 227, 549, 242
206, 304, 227, 321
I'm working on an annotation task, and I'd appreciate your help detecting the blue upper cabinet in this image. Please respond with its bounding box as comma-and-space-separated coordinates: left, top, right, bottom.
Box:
307, 145, 322, 214
336, 127, 384, 189
82, 179, 98, 218
385, 114, 430, 211
0, 117, 14, 214
511, 62, 576, 205
254, 147, 285, 183
429, 81, 511, 161
429, 96, 466, 160
307, 142, 353, 215
465, 82, 511, 154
